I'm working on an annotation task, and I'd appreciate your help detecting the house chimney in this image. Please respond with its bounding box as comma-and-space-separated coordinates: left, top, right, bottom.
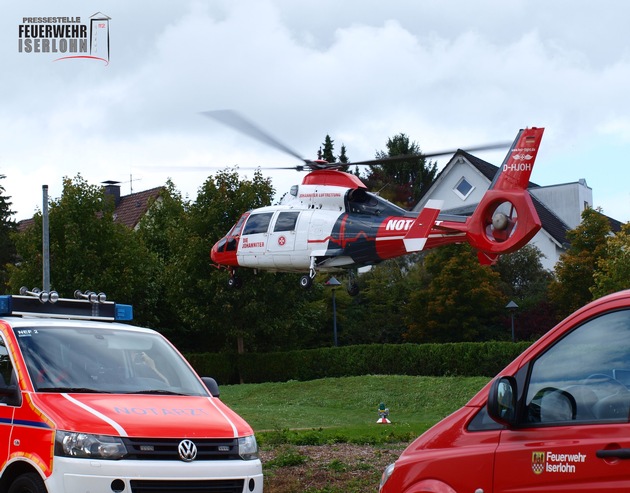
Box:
102, 180, 122, 206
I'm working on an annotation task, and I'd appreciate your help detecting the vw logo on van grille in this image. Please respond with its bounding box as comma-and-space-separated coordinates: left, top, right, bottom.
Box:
178, 439, 198, 462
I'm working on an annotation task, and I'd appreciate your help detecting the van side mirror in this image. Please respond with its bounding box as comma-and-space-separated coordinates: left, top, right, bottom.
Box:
202, 377, 220, 398
487, 376, 517, 426
0, 372, 21, 406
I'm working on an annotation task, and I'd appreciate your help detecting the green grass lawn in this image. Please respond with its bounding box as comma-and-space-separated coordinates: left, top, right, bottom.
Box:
219, 374, 491, 445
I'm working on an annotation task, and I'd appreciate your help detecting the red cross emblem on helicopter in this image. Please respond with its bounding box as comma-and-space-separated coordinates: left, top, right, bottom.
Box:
278, 236, 286, 246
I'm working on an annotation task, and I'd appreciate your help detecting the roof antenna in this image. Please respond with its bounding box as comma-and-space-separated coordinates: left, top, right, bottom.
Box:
127, 174, 142, 194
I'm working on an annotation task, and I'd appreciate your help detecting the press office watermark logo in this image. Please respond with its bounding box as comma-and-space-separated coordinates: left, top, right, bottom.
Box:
17, 12, 111, 64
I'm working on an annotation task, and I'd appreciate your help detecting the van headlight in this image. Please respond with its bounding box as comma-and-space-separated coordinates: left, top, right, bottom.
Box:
379, 462, 395, 490
55, 431, 127, 460
238, 435, 259, 460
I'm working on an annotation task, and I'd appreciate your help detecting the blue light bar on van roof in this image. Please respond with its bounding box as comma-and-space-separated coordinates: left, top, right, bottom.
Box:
0, 296, 12, 316
0, 295, 133, 321
115, 304, 133, 321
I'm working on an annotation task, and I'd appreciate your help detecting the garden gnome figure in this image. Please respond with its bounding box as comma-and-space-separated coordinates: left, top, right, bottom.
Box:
377, 402, 391, 424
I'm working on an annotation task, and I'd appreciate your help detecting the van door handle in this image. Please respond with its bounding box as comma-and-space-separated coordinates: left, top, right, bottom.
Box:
596, 449, 630, 459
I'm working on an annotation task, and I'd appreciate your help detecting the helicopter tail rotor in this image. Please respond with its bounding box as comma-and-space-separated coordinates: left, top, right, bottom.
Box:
464, 127, 545, 263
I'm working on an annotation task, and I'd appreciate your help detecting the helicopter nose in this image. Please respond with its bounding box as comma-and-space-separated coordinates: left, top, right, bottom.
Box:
210, 238, 239, 266
210, 242, 219, 263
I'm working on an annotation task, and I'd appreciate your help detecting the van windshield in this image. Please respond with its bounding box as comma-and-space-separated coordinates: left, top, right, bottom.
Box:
14, 325, 209, 396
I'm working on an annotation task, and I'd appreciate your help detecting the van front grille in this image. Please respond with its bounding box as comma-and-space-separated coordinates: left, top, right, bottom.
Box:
122, 437, 240, 461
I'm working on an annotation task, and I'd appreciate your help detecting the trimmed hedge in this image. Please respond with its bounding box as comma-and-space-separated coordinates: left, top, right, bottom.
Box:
186, 341, 532, 385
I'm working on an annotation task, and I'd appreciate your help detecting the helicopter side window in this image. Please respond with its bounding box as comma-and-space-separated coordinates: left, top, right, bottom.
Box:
347, 189, 382, 215
274, 212, 300, 232
243, 213, 273, 235
347, 189, 409, 217
347, 189, 369, 214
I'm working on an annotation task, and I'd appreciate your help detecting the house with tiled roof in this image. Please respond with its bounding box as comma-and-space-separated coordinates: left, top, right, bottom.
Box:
103, 181, 163, 230
413, 150, 621, 270
18, 182, 164, 232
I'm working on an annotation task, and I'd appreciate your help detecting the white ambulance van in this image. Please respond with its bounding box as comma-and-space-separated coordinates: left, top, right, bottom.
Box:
0, 291, 262, 493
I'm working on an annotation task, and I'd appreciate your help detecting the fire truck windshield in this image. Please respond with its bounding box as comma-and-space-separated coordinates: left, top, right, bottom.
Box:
14, 325, 209, 395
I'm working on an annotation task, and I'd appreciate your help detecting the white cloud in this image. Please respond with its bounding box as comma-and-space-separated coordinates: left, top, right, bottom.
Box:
0, 0, 629, 223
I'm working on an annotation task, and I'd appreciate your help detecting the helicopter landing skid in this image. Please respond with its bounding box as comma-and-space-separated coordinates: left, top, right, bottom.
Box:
299, 256, 318, 289
227, 269, 242, 289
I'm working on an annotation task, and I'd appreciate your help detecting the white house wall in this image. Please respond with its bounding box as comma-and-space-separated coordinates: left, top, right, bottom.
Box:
529, 180, 592, 229
416, 159, 489, 211
530, 229, 562, 271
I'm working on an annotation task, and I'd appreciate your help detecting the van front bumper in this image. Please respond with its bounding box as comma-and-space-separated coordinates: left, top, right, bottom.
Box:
45, 456, 263, 493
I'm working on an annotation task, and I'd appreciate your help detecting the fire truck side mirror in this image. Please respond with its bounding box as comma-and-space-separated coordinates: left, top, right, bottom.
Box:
487, 376, 518, 427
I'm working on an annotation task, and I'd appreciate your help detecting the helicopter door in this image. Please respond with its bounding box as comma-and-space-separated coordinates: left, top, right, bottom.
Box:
267, 211, 300, 268
239, 212, 274, 267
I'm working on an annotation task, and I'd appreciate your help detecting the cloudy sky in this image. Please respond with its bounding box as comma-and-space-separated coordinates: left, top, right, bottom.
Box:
2, 0, 629, 223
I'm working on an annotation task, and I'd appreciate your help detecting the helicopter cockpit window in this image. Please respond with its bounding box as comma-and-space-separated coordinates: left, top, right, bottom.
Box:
346, 189, 408, 217
243, 213, 273, 235
228, 213, 249, 237
274, 212, 300, 232
216, 213, 249, 253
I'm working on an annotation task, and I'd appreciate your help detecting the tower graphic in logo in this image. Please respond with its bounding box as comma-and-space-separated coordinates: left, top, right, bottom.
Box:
89, 12, 111, 63
532, 452, 545, 475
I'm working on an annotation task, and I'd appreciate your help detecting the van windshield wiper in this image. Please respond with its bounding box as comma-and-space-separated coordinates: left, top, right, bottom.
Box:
37, 387, 105, 393
128, 389, 186, 395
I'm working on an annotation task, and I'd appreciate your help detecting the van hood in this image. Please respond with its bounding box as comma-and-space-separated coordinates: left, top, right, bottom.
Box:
32, 393, 252, 438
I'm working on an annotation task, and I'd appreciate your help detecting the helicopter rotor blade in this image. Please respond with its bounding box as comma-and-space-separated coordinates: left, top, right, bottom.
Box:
349, 142, 511, 167
423, 142, 511, 158
201, 109, 511, 171
201, 110, 307, 164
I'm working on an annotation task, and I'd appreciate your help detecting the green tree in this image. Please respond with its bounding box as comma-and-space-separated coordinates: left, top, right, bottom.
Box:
320, 135, 335, 163
338, 144, 349, 164
341, 255, 426, 344
495, 245, 555, 339
317, 135, 350, 171
8, 174, 160, 323
136, 179, 190, 333
363, 133, 438, 208
404, 244, 507, 342
592, 222, 630, 298
549, 208, 611, 319
0, 175, 16, 293
163, 168, 326, 354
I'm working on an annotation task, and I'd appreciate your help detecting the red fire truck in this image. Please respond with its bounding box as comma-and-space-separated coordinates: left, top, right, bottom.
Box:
0, 291, 262, 493
380, 289, 630, 492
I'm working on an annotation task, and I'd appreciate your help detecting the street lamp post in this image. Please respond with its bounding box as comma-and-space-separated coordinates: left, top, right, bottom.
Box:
326, 277, 342, 346
506, 300, 518, 342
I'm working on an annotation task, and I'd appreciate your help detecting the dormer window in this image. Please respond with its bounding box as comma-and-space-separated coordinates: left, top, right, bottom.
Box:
453, 177, 474, 200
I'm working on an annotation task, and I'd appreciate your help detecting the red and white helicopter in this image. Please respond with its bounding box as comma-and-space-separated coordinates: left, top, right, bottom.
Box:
207, 111, 544, 294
